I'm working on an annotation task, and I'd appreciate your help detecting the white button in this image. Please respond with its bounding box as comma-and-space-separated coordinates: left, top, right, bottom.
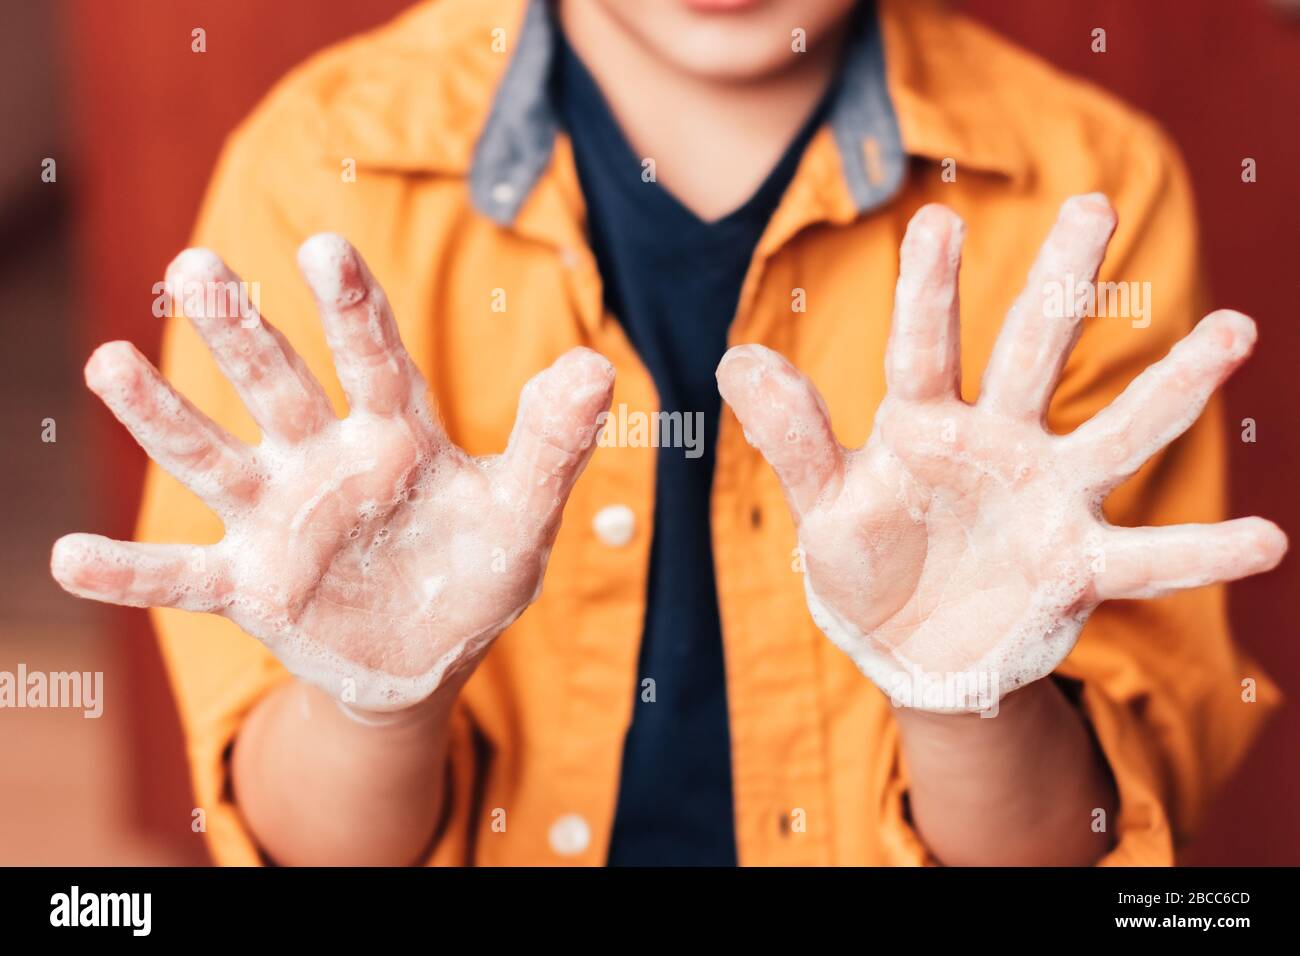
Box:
490, 181, 516, 205
559, 246, 580, 270
548, 813, 591, 856
592, 504, 635, 547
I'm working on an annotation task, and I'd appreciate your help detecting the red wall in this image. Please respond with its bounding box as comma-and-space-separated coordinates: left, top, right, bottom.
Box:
66, 0, 1300, 863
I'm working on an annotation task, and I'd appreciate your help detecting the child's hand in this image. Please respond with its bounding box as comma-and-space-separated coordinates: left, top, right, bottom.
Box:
51, 235, 614, 713
717, 196, 1287, 712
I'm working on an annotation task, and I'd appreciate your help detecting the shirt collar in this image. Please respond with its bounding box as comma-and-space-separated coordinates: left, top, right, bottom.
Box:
470, 0, 917, 224
876, 0, 1030, 183
334, 0, 1028, 219
469, 0, 560, 223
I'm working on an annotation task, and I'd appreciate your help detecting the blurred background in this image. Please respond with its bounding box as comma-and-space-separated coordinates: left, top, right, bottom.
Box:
0, 0, 1296, 865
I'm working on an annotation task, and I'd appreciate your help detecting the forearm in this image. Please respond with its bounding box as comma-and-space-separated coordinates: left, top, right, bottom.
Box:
232, 677, 463, 866
894, 677, 1117, 867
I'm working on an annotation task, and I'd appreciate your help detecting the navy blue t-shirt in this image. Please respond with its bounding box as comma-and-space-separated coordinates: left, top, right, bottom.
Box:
553, 39, 831, 866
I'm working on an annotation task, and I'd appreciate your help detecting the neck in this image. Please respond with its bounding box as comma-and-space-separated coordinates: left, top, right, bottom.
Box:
558, 2, 846, 221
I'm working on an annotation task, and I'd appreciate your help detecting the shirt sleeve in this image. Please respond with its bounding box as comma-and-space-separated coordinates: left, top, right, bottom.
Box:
136, 111, 479, 867
877, 120, 1281, 866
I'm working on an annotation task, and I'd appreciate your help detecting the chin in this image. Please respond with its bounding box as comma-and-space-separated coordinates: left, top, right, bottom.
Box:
660, 27, 813, 80
591, 0, 857, 82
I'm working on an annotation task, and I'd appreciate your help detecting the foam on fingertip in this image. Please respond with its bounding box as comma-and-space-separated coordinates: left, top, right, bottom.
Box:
900, 203, 965, 271
49, 533, 90, 582
165, 247, 225, 291
1199, 309, 1257, 358
83, 341, 142, 394
297, 232, 364, 307
1241, 516, 1289, 570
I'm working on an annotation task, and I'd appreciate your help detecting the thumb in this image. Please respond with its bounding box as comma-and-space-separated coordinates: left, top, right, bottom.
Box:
716, 344, 843, 516
501, 348, 615, 523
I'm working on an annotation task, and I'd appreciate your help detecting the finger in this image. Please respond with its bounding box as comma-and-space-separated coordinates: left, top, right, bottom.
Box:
716, 344, 844, 516
85, 341, 260, 513
1064, 310, 1256, 491
297, 233, 430, 421
166, 248, 333, 443
980, 193, 1117, 422
1094, 518, 1288, 601
885, 204, 964, 402
50, 534, 232, 612
500, 348, 615, 522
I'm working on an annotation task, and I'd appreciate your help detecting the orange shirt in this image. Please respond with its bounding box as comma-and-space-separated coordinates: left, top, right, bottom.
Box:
138, 0, 1277, 865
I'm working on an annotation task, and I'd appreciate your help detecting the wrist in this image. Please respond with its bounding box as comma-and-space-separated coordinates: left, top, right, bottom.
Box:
315, 645, 484, 731
336, 695, 447, 727
892, 676, 1057, 740
299, 672, 465, 735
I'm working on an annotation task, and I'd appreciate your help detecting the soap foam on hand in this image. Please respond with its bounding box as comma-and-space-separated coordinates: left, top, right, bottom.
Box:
718, 196, 1287, 714
50, 235, 615, 714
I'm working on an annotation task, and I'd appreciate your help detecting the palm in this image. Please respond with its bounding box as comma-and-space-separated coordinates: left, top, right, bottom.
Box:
804, 402, 1094, 677
52, 235, 613, 712
225, 429, 535, 696
718, 197, 1285, 710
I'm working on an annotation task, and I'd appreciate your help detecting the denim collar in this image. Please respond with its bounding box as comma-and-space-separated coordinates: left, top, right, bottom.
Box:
469, 0, 906, 225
